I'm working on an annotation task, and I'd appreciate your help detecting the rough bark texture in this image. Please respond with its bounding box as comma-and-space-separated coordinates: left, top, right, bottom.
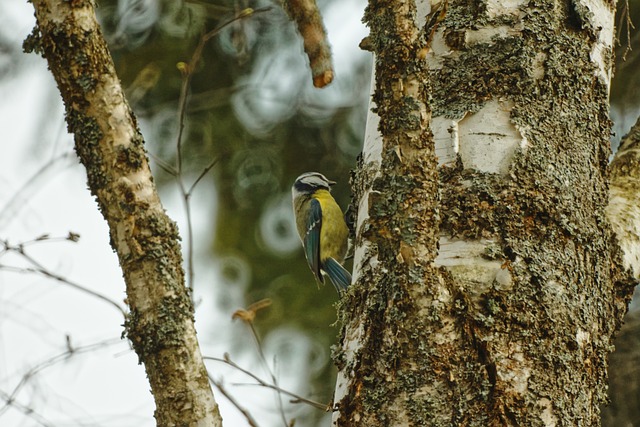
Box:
608, 114, 640, 277
334, 0, 637, 425
282, 0, 334, 87
429, 0, 634, 421
333, 0, 441, 424
25, 1, 222, 425
603, 113, 640, 427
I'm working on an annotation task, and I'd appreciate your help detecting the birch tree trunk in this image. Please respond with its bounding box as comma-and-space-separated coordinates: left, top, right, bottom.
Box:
334, 0, 636, 425
25, 1, 222, 425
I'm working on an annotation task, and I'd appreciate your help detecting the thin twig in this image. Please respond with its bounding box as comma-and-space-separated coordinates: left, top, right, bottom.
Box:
210, 377, 261, 427
232, 382, 330, 410
178, 178, 196, 291
182, 155, 223, 291
0, 338, 121, 420
247, 322, 289, 426
0, 151, 76, 231
0, 241, 126, 316
16, 232, 80, 247
617, 0, 635, 61
0, 388, 53, 427
172, 6, 272, 296
230, 301, 297, 423
186, 156, 221, 197
148, 151, 179, 176
204, 355, 328, 411
176, 6, 273, 174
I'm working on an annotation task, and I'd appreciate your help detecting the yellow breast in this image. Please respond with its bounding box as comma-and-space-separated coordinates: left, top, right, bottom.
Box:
312, 190, 349, 263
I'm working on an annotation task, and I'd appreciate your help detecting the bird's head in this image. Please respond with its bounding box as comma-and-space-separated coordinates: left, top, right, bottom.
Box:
292, 172, 336, 198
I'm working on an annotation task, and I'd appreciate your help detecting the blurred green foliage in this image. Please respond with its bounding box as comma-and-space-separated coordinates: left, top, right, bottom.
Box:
100, 1, 367, 423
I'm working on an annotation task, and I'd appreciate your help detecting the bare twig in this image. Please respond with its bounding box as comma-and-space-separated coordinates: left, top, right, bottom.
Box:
0, 388, 53, 427
249, 322, 289, 426
204, 355, 328, 411
187, 156, 221, 197
210, 377, 261, 427
175, 6, 273, 173
175, 178, 196, 292
616, 0, 635, 61
149, 151, 179, 176
232, 300, 290, 425
0, 338, 121, 422
181, 155, 227, 292
0, 239, 126, 316
0, 151, 76, 231
170, 6, 271, 295
21, 231, 80, 245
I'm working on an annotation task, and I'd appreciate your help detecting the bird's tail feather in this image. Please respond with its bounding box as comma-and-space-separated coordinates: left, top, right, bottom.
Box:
323, 258, 352, 294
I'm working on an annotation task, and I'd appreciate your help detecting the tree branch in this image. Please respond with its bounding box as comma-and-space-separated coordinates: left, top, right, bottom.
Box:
25, 0, 221, 425
282, 0, 334, 88
608, 115, 640, 279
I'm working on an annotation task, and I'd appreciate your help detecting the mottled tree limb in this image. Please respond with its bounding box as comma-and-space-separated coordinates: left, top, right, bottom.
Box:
334, 0, 438, 423
608, 116, 640, 278
335, 0, 634, 425
282, 0, 334, 88
25, 0, 222, 425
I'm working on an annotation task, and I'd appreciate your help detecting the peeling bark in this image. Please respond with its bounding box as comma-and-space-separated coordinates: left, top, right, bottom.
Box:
282, 0, 334, 88
333, 0, 440, 425
335, 0, 636, 425
25, 0, 222, 425
608, 115, 640, 278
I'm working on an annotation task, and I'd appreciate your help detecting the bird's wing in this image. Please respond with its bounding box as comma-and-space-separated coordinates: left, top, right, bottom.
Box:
305, 198, 323, 283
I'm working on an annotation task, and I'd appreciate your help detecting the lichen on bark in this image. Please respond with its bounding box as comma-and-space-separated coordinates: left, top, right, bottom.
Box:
335, 0, 636, 426
26, 0, 222, 425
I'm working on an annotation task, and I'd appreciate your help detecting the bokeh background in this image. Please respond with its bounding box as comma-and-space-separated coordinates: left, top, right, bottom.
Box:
0, 0, 638, 426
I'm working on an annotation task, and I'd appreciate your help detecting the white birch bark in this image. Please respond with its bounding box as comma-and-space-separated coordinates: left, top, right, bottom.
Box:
334, 0, 632, 425
27, 1, 222, 425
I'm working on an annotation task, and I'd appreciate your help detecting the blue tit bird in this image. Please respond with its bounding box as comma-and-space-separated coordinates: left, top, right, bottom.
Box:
292, 172, 351, 294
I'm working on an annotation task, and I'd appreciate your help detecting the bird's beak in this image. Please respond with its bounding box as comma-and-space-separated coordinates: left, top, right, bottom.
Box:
328, 180, 337, 186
